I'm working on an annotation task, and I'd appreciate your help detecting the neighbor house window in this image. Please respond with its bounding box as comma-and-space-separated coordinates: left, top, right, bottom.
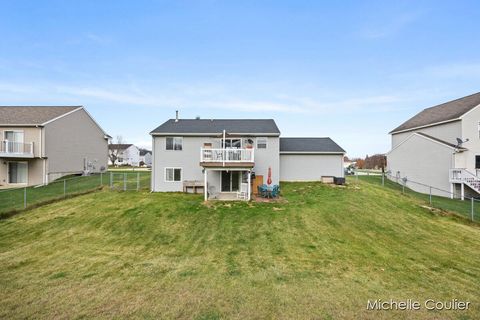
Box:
165, 168, 182, 182
166, 137, 183, 150
256, 137, 267, 149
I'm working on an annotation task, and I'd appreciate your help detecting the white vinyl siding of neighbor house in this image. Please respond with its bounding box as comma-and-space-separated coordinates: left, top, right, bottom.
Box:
391, 120, 462, 148
280, 154, 344, 181
387, 134, 455, 196
459, 104, 480, 173
151, 136, 280, 192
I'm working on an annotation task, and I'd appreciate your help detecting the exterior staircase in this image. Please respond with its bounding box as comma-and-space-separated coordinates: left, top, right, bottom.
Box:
449, 169, 480, 194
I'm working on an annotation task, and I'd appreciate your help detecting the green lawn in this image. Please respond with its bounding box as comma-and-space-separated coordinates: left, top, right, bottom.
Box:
1, 179, 480, 319
0, 171, 150, 216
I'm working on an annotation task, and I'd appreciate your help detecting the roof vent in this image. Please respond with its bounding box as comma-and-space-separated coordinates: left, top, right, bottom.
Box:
195, 115, 201, 120
175, 110, 179, 122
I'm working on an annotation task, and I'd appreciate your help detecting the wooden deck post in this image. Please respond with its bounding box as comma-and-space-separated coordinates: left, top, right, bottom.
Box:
247, 170, 251, 201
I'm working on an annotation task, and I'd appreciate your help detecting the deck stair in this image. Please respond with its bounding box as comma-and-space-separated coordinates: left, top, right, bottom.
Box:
450, 169, 480, 194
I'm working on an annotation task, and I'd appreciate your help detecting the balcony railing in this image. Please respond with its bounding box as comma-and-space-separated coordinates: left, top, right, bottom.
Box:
200, 148, 254, 163
0, 140, 34, 157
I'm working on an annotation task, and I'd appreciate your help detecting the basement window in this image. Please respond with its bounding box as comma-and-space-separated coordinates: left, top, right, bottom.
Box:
165, 168, 182, 182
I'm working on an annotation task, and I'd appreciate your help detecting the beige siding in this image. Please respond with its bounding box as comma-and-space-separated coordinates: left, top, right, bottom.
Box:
387, 134, 453, 196
0, 158, 44, 187
391, 120, 461, 148
44, 108, 108, 181
0, 126, 42, 157
280, 154, 344, 181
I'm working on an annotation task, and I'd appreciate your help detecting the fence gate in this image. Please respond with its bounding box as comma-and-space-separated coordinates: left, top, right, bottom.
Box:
110, 172, 142, 191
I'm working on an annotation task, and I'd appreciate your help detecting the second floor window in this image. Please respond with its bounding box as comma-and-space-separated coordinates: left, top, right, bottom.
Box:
166, 137, 183, 150
257, 137, 267, 149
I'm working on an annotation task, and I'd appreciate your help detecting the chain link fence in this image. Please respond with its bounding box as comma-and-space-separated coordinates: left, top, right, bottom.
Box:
109, 172, 150, 191
0, 171, 151, 218
352, 171, 480, 222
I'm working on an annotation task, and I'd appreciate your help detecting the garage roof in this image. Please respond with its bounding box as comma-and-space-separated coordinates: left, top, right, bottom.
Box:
280, 137, 345, 154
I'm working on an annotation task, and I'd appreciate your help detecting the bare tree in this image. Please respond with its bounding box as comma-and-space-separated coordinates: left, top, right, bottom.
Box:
108, 135, 123, 166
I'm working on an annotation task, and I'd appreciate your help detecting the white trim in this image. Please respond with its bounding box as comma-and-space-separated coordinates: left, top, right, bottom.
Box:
390, 118, 461, 135
40, 107, 83, 125
7, 161, 28, 185
164, 167, 182, 182
386, 132, 459, 155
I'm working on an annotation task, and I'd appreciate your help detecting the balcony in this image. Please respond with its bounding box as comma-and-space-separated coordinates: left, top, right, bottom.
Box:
200, 148, 254, 167
0, 140, 34, 158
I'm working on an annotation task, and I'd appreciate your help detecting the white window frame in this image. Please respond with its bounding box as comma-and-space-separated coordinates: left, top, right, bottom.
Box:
256, 137, 268, 149
164, 167, 182, 182
7, 161, 28, 185
166, 137, 183, 151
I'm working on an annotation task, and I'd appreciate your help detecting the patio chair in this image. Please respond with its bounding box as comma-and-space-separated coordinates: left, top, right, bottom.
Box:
208, 185, 219, 199
237, 183, 248, 200
257, 184, 268, 198
271, 185, 280, 198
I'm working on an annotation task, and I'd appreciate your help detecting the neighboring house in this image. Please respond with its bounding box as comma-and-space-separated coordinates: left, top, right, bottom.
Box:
150, 115, 345, 200
139, 149, 152, 166
108, 144, 140, 166
387, 92, 480, 199
0, 106, 109, 187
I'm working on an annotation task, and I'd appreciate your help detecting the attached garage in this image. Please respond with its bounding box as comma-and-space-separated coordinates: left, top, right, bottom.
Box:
279, 138, 345, 181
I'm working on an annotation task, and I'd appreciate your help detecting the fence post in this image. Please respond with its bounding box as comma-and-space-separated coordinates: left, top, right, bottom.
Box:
382, 172, 385, 186
137, 172, 140, 191
429, 187, 432, 205
64, 179, 66, 197
471, 198, 474, 221
110, 172, 113, 190
123, 173, 127, 191
24, 187, 27, 209
100, 172, 103, 186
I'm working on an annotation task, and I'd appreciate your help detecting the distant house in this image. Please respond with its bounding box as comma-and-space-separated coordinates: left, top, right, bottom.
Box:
108, 144, 140, 166
139, 149, 152, 166
0, 106, 109, 187
387, 92, 480, 199
149, 114, 345, 201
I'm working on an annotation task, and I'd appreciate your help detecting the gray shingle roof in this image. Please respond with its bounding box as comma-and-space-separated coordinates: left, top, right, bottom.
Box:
108, 144, 133, 150
150, 119, 280, 135
139, 149, 151, 156
280, 137, 346, 154
0, 106, 82, 125
390, 92, 480, 134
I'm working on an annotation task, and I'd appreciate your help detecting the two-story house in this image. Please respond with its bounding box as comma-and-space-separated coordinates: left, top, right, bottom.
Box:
0, 106, 109, 187
108, 144, 140, 166
150, 114, 345, 200
387, 92, 480, 199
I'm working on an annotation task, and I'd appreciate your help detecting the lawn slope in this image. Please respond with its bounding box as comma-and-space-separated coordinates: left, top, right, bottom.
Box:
0, 180, 479, 319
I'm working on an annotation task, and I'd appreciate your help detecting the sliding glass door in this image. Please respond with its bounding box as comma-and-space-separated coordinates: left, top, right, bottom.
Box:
221, 171, 240, 192
8, 162, 28, 184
